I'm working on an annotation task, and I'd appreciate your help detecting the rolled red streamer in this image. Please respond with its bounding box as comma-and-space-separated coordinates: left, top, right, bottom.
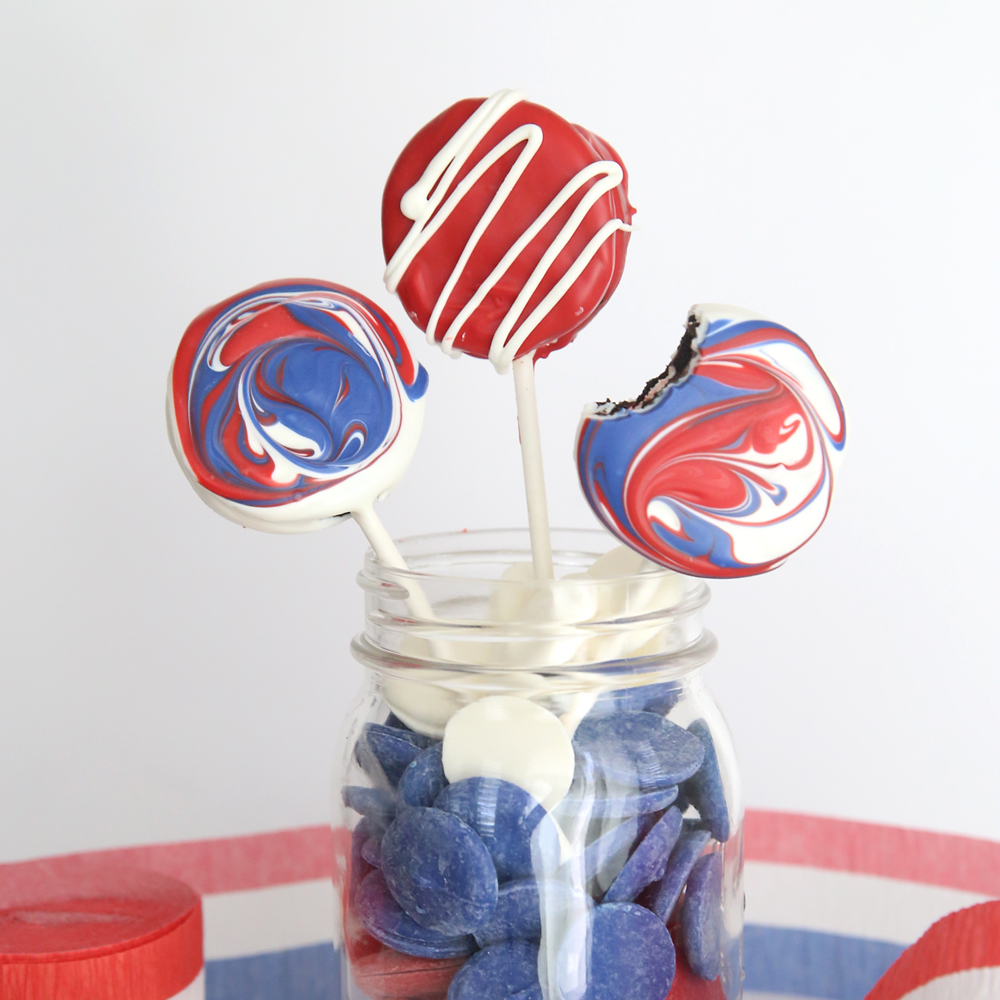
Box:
0, 859, 203, 1000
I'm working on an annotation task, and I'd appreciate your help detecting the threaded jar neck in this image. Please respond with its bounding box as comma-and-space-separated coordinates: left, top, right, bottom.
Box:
353, 528, 716, 678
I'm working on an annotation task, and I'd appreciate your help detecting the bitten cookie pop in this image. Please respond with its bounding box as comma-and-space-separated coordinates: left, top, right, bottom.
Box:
168, 279, 428, 568
382, 89, 634, 577
576, 305, 845, 578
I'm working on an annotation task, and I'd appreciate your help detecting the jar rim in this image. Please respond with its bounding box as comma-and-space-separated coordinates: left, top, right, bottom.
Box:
351, 628, 719, 678
355, 527, 714, 672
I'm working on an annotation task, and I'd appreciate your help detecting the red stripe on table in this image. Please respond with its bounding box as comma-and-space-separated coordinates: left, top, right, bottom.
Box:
0, 827, 333, 895
745, 810, 1000, 896
5, 812, 998, 897
864, 901, 1000, 999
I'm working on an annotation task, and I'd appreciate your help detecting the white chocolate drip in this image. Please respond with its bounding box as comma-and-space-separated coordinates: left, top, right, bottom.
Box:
384, 89, 631, 374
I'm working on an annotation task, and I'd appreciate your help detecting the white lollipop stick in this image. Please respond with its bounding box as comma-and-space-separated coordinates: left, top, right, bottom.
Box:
351, 505, 409, 570
352, 505, 434, 619
512, 353, 554, 579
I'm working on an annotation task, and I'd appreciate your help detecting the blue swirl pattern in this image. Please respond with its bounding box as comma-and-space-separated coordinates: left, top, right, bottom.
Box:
576, 306, 845, 578
169, 280, 427, 532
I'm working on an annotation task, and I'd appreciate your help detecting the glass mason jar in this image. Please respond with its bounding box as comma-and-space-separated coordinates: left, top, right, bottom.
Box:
332, 529, 743, 1000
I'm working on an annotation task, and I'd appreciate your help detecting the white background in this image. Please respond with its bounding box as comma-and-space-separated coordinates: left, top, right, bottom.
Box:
1, 2, 998, 863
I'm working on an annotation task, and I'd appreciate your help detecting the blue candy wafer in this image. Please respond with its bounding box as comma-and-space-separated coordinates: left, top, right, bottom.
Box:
398, 742, 448, 809
563, 812, 658, 897
636, 810, 661, 840
572, 816, 642, 892
639, 682, 683, 716
674, 785, 691, 814
509, 989, 543, 1000
557, 902, 675, 1000
350, 817, 374, 905
555, 763, 679, 821
557, 788, 678, 820
447, 940, 540, 1000
640, 824, 712, 922
381, 806, 498, 936
355, 723, 436, 788
436, 778, 547, 883
357, 869, 476, 959
473, 878, 590, 947
603, 807, 683, 904
682, 720, 731, 842
599, 682, 682, 716
681, 852, 724, 980
361, 837, 382, 868
342, 785, 397, 833
573, 712, 704, 790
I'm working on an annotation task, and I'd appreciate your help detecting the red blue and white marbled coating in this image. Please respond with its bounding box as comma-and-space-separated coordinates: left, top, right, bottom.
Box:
576, 307, 845, 578
168, 279, 428, 533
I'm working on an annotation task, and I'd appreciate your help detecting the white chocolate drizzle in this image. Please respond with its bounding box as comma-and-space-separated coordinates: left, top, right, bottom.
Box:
384, 89, 631, 374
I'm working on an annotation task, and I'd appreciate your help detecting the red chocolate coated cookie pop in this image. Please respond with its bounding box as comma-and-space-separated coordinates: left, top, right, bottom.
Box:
383, 90, 634, 373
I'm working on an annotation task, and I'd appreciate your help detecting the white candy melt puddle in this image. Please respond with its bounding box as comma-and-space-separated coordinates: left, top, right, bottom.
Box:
442, 696, 575, 811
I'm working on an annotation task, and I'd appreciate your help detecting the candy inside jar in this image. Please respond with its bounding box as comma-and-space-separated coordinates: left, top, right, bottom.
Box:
333, 529, 743, 1000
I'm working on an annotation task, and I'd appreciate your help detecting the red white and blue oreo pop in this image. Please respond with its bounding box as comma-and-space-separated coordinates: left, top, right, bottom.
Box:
168, 279, 428, 534
576, 305, 845, 578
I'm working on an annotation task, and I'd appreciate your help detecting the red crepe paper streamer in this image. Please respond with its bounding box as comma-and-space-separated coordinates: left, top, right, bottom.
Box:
865, 900, 1000, 999
0, 859, 202, 1000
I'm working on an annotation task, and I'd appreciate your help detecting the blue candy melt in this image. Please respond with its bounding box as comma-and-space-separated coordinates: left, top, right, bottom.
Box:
573, 712, 705, 790
355, 723, 436, 788
398, 742, 448, 809
682, 719, 731, 842
573, 816, 642, 893
638, 682, 683, 716
381, 806, 498, 936
604, 807, 683, 904
556, 759, 679, 820
350, 818, 374, 905
681, 852, 724, 980
674, 785, 691, 814
557, 787, 678, 820
640, 824, 712, 922
635, 810, 661, 841
557, 902, 675, 1000
594, 682, 682, 717
473, 878, 591, 948
357, 869, 476, 959
361, 836, 382, 868
342, 786, 397, 833
447, 941, 540, 1000
436, 778, 547, 883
